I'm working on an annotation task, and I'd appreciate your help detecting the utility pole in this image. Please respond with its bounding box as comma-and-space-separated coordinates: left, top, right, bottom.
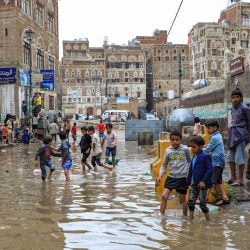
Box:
178, 53, 182, 107
27, 29, 33, 115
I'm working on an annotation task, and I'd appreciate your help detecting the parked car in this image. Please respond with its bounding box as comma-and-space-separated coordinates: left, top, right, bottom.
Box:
140, 113, 159, 120
101, 110, 129, 122
72, 114, 94, 121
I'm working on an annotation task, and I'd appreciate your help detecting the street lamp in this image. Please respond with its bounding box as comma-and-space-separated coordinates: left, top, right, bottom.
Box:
93, 69, 98, 116
26, 29, 34, 115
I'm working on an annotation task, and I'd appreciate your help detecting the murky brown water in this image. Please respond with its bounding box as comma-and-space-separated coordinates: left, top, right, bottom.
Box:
0, 131, 250, 250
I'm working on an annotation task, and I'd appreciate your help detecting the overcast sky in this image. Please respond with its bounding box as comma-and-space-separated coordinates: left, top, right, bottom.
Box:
58, 0, 250, 57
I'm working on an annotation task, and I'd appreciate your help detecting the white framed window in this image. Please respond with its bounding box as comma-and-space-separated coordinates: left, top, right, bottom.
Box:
242, 14, 250, 27
67, 88, 72, 95
211, 61, 217, 70
22, 0, 31, 16
48, 14, 54, 33
36, 4, 44, 26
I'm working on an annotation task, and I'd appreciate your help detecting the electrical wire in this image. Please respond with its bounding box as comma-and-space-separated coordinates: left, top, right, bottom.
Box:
163, 0, 184, 44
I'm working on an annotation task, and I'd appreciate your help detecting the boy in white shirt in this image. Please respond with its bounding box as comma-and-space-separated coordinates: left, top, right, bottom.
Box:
88, 126, 113, 171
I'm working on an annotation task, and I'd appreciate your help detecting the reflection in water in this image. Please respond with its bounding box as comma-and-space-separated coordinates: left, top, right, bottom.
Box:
0, 131, 250, 249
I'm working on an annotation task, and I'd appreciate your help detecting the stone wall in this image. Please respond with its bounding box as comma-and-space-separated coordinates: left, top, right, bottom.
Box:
125, 120, 166, 141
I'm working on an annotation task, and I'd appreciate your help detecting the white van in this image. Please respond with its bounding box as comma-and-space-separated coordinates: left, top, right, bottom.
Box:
102, 110, 129, 122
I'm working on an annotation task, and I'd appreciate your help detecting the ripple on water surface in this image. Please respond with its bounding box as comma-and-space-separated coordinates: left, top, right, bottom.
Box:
0, 132, 250, 249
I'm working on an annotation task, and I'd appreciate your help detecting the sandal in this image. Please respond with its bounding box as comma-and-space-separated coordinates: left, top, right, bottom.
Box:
246, 170, 250, 180
231, 181, 244, 187
216, 199, 230, 206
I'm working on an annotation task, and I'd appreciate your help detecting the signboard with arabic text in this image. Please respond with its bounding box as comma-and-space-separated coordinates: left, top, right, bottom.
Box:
40, 70, 55, 91
0, 68, 16, 84
230, 57, 244, 77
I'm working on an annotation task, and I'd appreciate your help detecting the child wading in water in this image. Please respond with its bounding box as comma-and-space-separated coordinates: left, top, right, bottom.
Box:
35, 136, 61, 181
156, 131, 191, 215
71, 122, 77, 147
88, 126, 113, 171
102, 123, 118, 169
53, 131, 72, 181
204, 119, 230, 206
79, 126, 92, 171
187, 136, 213, 221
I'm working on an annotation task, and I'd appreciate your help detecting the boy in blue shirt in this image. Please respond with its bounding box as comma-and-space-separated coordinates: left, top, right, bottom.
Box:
53, 131, 72, 181
204, 120, 229, 206
187, 136, 213, 221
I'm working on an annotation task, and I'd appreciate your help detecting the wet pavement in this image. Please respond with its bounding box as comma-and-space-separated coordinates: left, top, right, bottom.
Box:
0, 131, 250, 249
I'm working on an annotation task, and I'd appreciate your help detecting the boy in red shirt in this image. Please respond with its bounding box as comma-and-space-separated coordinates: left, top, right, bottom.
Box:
1, 125, 8, 144
97, 120, 105, 140
71, 122, 77, 147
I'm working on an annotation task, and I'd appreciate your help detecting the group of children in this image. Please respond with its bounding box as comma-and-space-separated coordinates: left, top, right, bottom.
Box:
34, 122, 117, 182
157, 119, 229, 221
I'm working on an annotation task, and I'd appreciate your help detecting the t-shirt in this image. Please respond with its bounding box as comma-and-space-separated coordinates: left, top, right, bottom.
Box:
71, 125, 77, 135
97, 123, 105, 132
59, 140, 72, 161
103, 131, 117, 148
36, 96, 42, 106
1, 126, 8, 137
79, 134, 92, 153
91, 133, 102, 156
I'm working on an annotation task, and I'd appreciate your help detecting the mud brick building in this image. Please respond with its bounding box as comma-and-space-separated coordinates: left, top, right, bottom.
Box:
60, 39, 106, 116
0, 0, 59, 119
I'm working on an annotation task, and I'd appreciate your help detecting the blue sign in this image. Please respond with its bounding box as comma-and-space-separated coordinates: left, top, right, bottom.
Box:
0, 68, 16, 84
40, 70, 55, 91
19, 69, 30, 86
116, 96, 129, 104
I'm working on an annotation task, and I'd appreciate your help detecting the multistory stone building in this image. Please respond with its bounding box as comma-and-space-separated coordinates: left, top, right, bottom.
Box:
60, 38, 148, 116
134, 30, 168, 112
61, 39, 106, 116
189, 1, 250, 87
0, 0, 59, 119
152, 43, 190, 115
105, 45, 147, 110
135, 30, 168, 49
182, 0, 250, 134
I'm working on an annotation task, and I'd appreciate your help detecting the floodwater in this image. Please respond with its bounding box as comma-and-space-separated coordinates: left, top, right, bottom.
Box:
0, 131, 250, 250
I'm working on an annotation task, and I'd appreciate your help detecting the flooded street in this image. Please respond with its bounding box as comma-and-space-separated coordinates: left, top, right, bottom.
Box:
0, 131, 250, 249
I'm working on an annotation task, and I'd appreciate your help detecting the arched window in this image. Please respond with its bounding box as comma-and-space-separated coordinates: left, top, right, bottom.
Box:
36, 38, 44, 70
67, 87, 72, 95
65, 69, 70, 78
211, 61, 217, 70
21, 0, 32, 16
71, 70, 76, 78
211, 40, 217, 49
114, 71, 119, 79
23, 30, 32, 66
98, 70, 102, 77
139, 71, 144, 78
133, 71, 138, 78
77, 88, 82, 95
76, 69, 81, 78
85, 70, 89, 77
